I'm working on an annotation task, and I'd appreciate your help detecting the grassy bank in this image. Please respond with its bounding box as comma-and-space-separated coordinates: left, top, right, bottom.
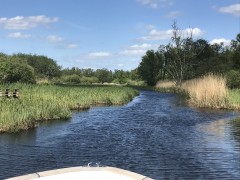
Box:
228, 89, 240, 110
156, 74, 240, 110
0, 84, 138, 133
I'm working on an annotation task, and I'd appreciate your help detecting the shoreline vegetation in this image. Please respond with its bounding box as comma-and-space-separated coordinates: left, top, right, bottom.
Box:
156, 74, 240, 110
0, 84, 138, 133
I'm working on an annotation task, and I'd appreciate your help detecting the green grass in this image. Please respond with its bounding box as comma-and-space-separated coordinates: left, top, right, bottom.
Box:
0, 84, 138, 133
228, 89, 240, 110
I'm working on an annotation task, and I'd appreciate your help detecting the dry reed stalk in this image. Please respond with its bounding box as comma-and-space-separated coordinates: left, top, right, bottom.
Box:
181, 74, 228, 108
156, 81, 176, 89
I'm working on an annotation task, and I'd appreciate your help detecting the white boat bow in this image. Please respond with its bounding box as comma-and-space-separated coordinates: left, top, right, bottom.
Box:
7, 166, 154, 180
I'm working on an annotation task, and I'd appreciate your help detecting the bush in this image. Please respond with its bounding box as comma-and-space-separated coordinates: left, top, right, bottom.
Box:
126, 79, 146, 86
226, 70, 240, 89
80, 76, 98, 84
0, 60, 35, 84
61, 74, 81, 84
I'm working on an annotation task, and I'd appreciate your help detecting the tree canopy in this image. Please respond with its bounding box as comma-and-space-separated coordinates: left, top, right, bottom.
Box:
137, 22, 240, 87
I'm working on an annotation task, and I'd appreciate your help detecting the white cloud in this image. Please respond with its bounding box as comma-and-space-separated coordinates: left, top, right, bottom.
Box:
0, 15, 59, 30
8, 32, 31, 39
145, 24, 156, 30
140, 27, 204, 41
87, 52, 112, 58
184, 28, 203, 37
137, 0, 158, 8
210, 38, 231, 46
136, 0, 173, 8
140, 29, 172, 40
219, 4, 240, 16
68, 43, 78, 49
166, 11, 181, 18
47, 35, 64, 43
120, 43, 156, 56
120, 49, 147, 56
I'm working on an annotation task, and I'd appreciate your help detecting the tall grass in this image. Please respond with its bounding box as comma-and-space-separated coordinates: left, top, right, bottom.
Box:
0, 84, 138, 133
155, 81, 175, 90
228, 89, 240, 110
181, 74, 228, 108
156, 74, 230, 109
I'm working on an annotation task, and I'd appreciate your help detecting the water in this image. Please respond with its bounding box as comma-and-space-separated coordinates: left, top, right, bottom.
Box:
0, 90, 240, 179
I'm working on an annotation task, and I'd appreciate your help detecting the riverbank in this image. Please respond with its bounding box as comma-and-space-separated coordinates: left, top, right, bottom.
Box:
0, 84, 138, 133
156, 75, 240, 110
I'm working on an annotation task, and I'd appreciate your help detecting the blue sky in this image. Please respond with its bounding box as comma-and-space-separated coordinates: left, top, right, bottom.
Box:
0, 0, 239, 70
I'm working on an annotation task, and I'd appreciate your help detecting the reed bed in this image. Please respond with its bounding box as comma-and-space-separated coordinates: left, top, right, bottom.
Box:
156, 75, 231, 109
0, 84, 138, 133
155, 81, 175, 89
155, 81, 176, 92
181, 74, 228, 108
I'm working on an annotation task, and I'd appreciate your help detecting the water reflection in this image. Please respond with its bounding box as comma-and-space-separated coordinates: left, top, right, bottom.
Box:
0, 129, 37, 145
230, 120, 240, 150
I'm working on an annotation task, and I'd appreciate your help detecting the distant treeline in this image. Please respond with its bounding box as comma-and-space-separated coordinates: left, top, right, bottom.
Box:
0, 53, 144, 86
137, 22, 240, 88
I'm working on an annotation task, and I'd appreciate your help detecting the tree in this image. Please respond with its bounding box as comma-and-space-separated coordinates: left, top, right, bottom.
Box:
95, 68, 112, 83
137, 50, 163, 86
163, 22, 195, 86
82, 68, 95, 77
112, 70, 128, 84
232, 33, 240, 69
0, 57, 35, 83
188, 39, 215, 78
26, 55, 61, 78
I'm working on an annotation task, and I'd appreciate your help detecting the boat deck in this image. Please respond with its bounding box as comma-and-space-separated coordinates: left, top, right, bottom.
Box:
7, 166, 153, 180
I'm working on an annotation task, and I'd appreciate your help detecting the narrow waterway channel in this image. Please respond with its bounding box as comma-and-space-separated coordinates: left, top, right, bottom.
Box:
0, 90, 240, 179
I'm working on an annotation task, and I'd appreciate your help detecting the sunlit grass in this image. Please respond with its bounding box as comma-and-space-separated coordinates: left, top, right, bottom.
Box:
228, 89, 240, 110
155, 75, 240, 109
0, 84, 138, 133
181, 74, 228, 108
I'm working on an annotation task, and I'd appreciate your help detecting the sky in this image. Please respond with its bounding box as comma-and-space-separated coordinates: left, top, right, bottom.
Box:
0, 0, 239, 70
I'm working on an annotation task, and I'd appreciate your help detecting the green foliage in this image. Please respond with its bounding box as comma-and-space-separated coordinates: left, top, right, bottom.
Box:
137, 50, 164, 86
226, 70, 240, 89
113, 70, 128, 84
0, 57, 35, 83
80, 76, 98, 84
13, 53, 61, 79
228, 89, 240, 110
95, 68, 113, 83
81, 68, 95, 77
125, 79, 146, 86
137, 24, 240, 87
61, 67, 82, 76
61, 74, 81, 84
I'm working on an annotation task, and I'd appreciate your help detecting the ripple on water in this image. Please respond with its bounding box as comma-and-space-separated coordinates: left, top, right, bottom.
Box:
0, 90, 240, 179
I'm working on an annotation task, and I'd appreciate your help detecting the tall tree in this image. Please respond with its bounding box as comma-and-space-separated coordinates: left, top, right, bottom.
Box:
137, 50, 163, 86
95, 68, 112, 83
163, 21, 195, 86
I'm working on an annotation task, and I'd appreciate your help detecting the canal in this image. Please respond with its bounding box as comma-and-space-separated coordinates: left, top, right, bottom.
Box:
0, 90, 240, 179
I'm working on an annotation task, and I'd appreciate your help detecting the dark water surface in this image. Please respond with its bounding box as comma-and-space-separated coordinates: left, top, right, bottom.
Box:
0, 90, 240, 179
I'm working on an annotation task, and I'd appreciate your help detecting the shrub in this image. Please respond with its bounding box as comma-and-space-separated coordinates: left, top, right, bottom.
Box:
80, 76, 98, 84
61, 74, 81, 84
0, 60, 35, 84
226, 70, 240, 89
